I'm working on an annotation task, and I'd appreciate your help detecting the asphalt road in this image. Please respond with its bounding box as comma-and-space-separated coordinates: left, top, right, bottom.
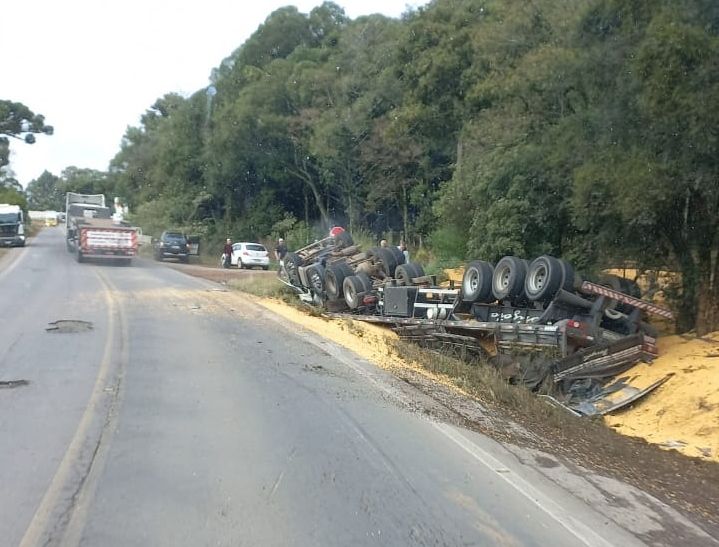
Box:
0, 228, 715, 547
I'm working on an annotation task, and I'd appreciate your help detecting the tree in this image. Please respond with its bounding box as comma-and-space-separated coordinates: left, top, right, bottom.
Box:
0, 100, 54, 169
27, 170, 63, 210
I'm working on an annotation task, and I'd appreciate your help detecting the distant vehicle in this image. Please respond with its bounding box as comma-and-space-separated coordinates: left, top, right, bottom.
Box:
154, 231, 190, 263
65, 192, 137, 265
0, 204, 26, 247
231, 242, 270, 270
45, 216, 58, 227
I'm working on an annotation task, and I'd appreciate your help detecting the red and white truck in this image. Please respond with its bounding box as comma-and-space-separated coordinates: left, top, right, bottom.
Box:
65, 192, 138, 264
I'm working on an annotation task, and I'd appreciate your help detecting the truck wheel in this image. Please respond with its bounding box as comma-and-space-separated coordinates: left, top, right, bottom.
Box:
333, 231, 354, 249
491, 256, 527, 301
284, 252, 303, 286
356, 271, 373, 293
370, 247, 398, 277
394, 264, 415, 286
306, 264, 325, 294
343, 276, 365, 309
324, 261, 354, 300
462, 260, 494, 303
408, 262, 425, 279
389, 246, 406, 266
559, 259, 575, 292
525, 256, 564, 302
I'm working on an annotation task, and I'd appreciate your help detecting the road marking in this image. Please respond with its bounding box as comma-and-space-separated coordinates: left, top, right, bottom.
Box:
58, 272, 129, 547
432, 423, 621, 547
18, 270, 124, 547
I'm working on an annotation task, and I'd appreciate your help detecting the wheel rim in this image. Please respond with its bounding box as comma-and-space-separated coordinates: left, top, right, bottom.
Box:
528, 265, 547, 293
345, 283, 356, 306
494, 265, 511, 291
468, 269, 479, 292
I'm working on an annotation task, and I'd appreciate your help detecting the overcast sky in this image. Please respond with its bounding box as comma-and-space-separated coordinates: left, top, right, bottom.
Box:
3, 0, 426, 187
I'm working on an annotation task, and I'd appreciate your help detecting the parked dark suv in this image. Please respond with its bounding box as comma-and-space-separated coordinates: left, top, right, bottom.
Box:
154, 231, 190, 263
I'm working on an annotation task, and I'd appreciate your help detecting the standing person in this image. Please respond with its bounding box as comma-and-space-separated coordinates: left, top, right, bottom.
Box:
275, 238, 288, 270
398, 240, 410, 262
222, 238, 233, 268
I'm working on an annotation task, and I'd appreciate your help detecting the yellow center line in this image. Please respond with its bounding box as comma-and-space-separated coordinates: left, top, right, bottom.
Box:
18, 269, 125, 547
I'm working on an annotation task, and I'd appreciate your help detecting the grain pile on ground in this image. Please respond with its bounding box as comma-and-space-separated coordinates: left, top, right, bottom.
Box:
606, 332, 719, 462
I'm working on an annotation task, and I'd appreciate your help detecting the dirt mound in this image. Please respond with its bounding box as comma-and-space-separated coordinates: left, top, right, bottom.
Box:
606, 332, 719, 462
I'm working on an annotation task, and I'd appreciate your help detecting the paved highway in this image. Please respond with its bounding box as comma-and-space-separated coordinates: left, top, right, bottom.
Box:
0, 228, 715, 546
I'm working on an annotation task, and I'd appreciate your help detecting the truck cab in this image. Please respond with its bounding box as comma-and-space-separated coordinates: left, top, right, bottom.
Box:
0, 204, 26, 247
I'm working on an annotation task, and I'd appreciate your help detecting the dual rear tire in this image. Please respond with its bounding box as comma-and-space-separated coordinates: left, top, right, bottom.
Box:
461, 255, 575, 304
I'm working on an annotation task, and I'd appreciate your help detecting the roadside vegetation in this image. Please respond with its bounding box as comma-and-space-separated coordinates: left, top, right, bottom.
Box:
7, 0, 719, 334
227, 275, 296, 301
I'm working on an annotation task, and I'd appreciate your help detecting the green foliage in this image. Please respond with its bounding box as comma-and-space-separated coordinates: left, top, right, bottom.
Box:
27, 170, 63, 210
0, 186, 28, 217
0, 100, 53, 169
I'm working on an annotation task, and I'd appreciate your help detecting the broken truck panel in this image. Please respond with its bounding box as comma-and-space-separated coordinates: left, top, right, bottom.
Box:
569, 374, 674, 416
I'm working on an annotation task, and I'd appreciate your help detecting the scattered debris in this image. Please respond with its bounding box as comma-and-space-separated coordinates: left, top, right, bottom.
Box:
568, 374, 674, 416
0, 379, 29, 389
660, 440, 688, 449
46, 320, 93, 333
698, 447, 713, 458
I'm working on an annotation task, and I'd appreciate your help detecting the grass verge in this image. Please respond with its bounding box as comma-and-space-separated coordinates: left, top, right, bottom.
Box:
227, 274, 296, 302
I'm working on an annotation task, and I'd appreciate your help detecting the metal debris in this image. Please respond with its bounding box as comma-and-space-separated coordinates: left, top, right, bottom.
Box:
569, 374, 673, 416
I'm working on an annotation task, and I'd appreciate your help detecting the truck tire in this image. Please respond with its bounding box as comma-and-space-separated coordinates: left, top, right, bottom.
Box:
559, 259, 575, 292
333, 231, 354, 249
324, 261, 354, 300
370, 247, 398, 277
492, 256, 527, 301
395, 264, 415, 286
462, 260, 494, 303
599, 275, 631, 313
284, 252, 303, 286
389, 246, 406, 266
356, 271, 373, 293
525, 256, 564, 302
408, 262, 425, 278
306, 264, 325, 294
343, 275, 365, 309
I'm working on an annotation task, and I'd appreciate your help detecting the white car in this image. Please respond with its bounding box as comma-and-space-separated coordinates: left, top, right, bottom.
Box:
231, 242, 270, 270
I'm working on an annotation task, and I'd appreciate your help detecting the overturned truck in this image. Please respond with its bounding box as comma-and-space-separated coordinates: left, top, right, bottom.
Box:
279, 234, 673, 415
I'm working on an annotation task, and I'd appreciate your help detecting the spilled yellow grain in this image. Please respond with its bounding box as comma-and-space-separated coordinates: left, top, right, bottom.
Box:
255, 297, 473, 397
606, 333, 719, 462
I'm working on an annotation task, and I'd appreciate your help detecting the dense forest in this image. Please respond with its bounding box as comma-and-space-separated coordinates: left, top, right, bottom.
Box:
9, 0, 719, 333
